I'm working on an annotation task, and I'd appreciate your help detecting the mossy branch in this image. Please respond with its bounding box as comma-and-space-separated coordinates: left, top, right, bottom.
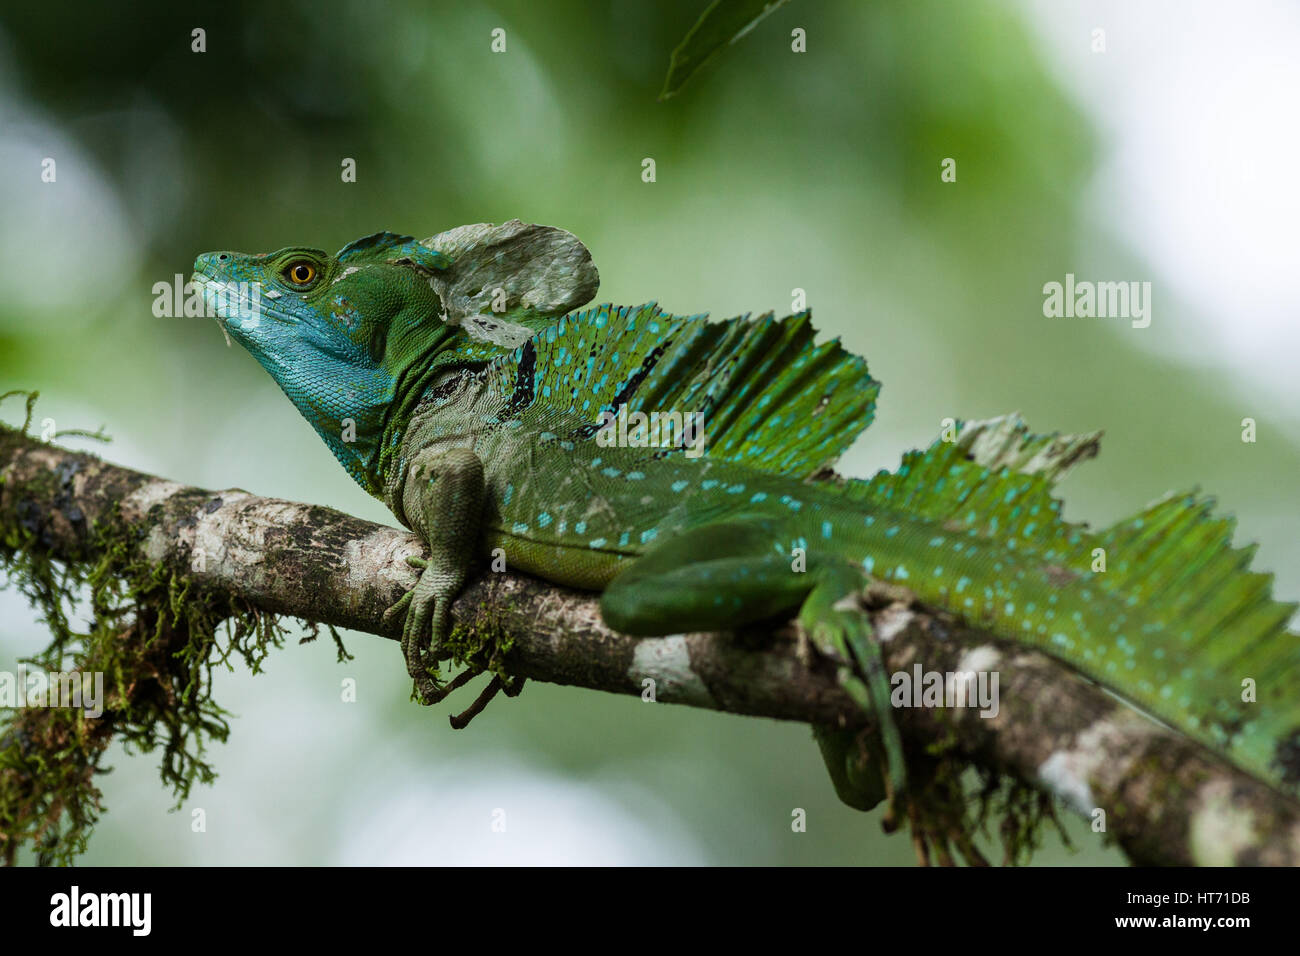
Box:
2, 419, 1298, 866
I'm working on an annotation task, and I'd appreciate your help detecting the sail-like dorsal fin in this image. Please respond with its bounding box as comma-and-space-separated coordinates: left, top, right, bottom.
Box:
480, 302, 879, 479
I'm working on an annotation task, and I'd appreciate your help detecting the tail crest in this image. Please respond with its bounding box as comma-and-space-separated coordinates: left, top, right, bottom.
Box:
838, 414, 1300, 793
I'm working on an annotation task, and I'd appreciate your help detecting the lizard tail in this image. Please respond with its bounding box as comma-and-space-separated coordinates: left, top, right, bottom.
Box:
837, 420, 1299, 794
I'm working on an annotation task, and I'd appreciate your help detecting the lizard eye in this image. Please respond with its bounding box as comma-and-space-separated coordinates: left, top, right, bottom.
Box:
284, 261, 318, 286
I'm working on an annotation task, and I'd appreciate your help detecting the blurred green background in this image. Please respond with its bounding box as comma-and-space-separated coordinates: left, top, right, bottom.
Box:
1, 0, 1297, 864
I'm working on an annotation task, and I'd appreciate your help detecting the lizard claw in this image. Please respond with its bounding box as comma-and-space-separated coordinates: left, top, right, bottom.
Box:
384, 544, 520, 719
384, 569, 448, 704
380, 556, 429, 629
381, 591, 413, 629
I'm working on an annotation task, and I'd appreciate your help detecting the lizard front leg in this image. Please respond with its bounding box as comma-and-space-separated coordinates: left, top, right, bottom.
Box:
383, 445, 486, 704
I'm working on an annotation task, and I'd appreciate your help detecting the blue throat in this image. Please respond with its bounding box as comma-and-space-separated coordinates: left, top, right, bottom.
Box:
269, 349, 396, 491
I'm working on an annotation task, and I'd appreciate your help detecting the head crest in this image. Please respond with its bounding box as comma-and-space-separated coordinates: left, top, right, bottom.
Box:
336, 232, 450, 274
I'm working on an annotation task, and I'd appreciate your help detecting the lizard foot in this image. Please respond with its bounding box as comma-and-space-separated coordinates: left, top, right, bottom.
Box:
381, 555, 451, 704
380, 556, 429, 627
384, 555, 525, 720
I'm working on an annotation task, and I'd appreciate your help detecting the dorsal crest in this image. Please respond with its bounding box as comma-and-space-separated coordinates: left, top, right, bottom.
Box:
479, 303, 880, 479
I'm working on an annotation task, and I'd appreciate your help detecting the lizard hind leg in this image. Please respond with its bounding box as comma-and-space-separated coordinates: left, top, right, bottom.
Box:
797, 562, 907, 813
599, 515, 814, 635
813, 724, 888, 811
599, 518, 906, 811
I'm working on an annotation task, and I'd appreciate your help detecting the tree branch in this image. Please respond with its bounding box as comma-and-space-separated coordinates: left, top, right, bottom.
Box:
2, 423, 1298, 865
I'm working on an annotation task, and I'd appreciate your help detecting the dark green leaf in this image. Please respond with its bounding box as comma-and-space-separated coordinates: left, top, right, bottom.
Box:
660, 0, 791, 100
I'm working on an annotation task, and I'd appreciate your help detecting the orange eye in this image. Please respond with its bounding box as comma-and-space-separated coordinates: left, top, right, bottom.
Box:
285, 261, 317, 285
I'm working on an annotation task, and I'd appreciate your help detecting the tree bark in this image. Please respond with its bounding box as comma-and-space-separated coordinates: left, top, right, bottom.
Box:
2, 424, 1298, 865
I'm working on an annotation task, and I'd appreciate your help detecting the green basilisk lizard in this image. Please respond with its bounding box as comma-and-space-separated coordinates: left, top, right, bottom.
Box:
193, 221, 1300, 820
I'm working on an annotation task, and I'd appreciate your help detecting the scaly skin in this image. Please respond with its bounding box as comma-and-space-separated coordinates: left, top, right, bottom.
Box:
194, 228, 1300, 818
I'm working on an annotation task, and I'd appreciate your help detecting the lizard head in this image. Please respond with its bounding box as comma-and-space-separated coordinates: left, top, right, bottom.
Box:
192, 232, 459, 493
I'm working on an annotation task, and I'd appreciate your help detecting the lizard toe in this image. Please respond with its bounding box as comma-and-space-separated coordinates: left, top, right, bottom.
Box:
382, 590, 414, 629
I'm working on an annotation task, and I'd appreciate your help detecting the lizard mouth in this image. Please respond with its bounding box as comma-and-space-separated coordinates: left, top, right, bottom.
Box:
189, 271, 294, 346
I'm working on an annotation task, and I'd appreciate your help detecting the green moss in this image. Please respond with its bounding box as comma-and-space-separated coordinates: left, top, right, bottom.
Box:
442, 600, 519, 689
300, 621, 355, 663
900, 731, 1070, 865
0, 410, 291, 865
975, 768, 1073, 865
